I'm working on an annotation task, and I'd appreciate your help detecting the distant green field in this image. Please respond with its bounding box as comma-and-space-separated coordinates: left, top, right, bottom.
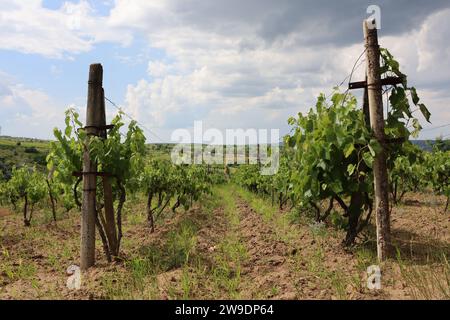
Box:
0, 136, 177, 179
0, 136, 51, 149
0, 137, 280, 179
0, 137, 51, 179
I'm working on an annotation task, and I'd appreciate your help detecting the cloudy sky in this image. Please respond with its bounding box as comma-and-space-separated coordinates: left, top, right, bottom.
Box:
0, 0, 449, 142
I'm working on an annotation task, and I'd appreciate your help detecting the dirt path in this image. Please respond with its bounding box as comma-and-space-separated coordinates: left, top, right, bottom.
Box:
0, 208, 12, 217
233, 188, 384, 299
151, 186, 303, 299
235, 198, 299, 299
232, 192, 354, 300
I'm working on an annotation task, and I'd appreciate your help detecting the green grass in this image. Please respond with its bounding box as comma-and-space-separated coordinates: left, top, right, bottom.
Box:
100, 189, 223, 299
206, 185, 248, 299
0, 137, 51, 174
235, 186, 300, 243
104, 218, 199, 298
236, 187, 274, 221
235, 185, 369, 299
1, 160, 449, 301
396, 248, 450, 299
0, 250, 38, 282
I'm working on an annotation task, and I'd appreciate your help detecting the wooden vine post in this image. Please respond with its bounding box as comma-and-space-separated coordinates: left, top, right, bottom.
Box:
364, 20, 391, 261
99, 88, 119, 258
81, 63, 103, 270
80, 64, 122, 268
363, 74, 370, 127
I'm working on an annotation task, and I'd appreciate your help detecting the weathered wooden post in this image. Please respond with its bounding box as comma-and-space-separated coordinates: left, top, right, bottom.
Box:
364, 20, 391, 261
80, 63, 103, 270
363, 74, 370, 127
98, 87, 118, 257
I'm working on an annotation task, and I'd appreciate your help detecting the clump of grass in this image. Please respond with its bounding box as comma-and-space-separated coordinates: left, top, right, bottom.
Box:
102, 215, 200, 299
309, 221, 328, 238
127, 211, 146, 226
202, 188, 221, 216
396, 249, 450, 299
235, 187, 274, 222
180, 265, 195, 299
212, 235, 247, 298
301, 243, 359, 299
307, 246, 325, 274
0, 259, 37, 282
270, 285, 280, 296
330, 270, 348, 300
355, 246, 378, 272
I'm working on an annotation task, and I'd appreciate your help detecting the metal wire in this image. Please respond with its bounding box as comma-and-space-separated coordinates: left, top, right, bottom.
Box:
104, 97, 165, 142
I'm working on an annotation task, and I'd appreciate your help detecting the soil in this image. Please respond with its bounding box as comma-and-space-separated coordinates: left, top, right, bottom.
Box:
235, 198, 296, 299
0, 189, 449, 300
0, 208, 11, 218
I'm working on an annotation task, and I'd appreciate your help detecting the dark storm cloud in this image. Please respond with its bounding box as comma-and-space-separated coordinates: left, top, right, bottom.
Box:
258, 0, 450, 46
117, 0, 450, 139
168, 0, 450, 46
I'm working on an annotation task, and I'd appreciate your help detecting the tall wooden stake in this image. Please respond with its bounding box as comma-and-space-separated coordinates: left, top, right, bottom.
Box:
363, 74, 370, 127
364, 20, 391, 261
81, 64, 103, 270
99, 88, 118, 257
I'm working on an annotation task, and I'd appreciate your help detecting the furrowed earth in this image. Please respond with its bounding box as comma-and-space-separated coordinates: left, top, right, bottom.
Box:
1, 185, 449, 300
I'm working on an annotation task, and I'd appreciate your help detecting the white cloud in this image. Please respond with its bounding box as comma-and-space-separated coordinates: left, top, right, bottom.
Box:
0, 0, 132, 58
109, 2, 450, 141
416, 8, 450, 85
379, 8, 450, 135
108, 0, 175, 30
147, 61, 174, 78
0, 72, 65, 139
1, 1, 449, 141
119, 26, 368, 139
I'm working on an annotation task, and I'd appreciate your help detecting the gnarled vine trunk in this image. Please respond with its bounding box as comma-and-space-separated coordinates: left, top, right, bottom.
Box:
95, 176, 126, 262
23, 194, 30, 227
147, 192, 155, 233
46, 179, 57, 223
